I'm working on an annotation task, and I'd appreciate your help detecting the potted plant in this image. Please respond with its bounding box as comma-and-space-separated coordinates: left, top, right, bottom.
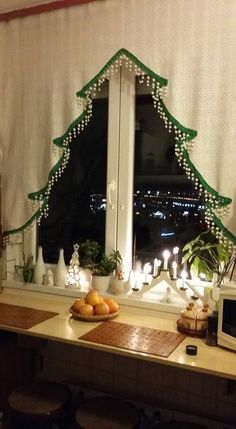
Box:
79, 239, 124, 293
91, 251, 121, 293
15, 253, 34, 283
182, 230, 235, 288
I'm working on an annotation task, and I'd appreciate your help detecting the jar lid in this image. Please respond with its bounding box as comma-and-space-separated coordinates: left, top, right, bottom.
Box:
186, 344, 198, 355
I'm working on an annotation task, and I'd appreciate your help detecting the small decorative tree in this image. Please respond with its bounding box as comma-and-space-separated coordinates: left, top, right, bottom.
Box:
66, 243, 80, 288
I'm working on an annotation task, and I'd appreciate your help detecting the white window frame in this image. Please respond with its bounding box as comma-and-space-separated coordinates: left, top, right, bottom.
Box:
106, 67, 135, 277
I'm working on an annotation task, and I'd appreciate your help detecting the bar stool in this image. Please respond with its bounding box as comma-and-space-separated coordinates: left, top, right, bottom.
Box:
74, 396, 140, 429
157, 421, 208, 428
7, 380, 72, 429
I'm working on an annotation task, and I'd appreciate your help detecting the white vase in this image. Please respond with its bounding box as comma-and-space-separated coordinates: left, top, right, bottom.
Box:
54, 248, 67, 287
111, 278, 126, 295
33, 246, 46, 285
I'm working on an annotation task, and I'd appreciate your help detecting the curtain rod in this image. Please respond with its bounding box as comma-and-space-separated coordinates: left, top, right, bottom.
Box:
0, 0, 97, 22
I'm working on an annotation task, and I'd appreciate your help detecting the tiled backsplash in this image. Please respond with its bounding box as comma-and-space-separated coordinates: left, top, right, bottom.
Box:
29, 338, 236, 428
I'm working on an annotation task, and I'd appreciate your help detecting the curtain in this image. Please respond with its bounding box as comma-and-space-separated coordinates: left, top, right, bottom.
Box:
0, 0, 235, 243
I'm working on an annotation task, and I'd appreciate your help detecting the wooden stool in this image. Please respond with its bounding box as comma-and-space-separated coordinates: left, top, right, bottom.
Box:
74, 396, 140, 429
7, 381, 72, 429
158, 421, 208, 429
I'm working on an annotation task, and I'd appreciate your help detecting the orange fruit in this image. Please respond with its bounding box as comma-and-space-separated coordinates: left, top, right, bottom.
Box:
94, 302, 110, 316
85, 289, 100, 306
79, 304, 94, 316
104, 298, 119, 313
71, 298, 86, 313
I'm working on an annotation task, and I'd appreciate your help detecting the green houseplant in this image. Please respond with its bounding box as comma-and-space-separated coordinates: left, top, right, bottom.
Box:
79, 239, 101, 270
182, 230, 235, 287
79, 240, 123, 292
15, 253, 34, 283
80, 240, 122, 276
93, 250, 123, 277
92, 249, 123, 294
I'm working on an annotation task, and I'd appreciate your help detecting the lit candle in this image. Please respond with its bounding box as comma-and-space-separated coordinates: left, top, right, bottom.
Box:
172, 261, 177, 279
163, 250, 170, 270
180, 270, 187, 290
153, 258, 161, 277
143, 262, 151, 284
130, 270, 139, 291
173, 247, 179, 262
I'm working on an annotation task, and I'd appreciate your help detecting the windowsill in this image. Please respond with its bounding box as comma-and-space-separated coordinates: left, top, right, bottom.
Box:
2, 279, 186, 315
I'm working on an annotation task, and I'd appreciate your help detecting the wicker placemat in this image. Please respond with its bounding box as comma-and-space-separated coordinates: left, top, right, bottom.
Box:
80, 321, 186, 357
0, 303, 59, 329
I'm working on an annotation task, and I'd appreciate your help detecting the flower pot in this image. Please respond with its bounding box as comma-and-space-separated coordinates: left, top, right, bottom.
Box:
92, 275, 110, 293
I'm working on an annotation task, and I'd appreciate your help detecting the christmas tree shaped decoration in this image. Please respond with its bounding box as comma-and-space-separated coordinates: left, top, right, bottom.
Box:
66, 243, 81, 288
5, 48, 233, 248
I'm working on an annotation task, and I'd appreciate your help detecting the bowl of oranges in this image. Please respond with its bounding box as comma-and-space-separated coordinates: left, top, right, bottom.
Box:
69, 289, 120, 321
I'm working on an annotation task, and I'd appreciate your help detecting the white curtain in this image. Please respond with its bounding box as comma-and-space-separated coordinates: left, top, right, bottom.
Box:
0, 0, 235, 241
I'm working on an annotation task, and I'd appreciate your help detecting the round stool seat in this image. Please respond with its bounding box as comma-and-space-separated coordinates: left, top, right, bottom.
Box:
158, 421, 208, 429
75, 396, 140, 429
8, 381, 71, 427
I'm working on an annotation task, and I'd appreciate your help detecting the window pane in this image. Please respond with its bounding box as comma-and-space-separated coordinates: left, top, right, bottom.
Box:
39, 87, 108, 264
133, 80, 206, 269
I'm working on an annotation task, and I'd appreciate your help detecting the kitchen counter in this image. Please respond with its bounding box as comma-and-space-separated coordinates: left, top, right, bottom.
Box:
0, 287, 236, 381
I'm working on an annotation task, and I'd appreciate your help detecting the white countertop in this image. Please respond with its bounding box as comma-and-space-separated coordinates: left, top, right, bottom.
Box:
0, 287, 236, 380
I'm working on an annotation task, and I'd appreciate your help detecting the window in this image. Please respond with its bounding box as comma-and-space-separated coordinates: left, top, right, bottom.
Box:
39, 83, 109, 265
39, 66, 205, 278
133, 78, 206, 270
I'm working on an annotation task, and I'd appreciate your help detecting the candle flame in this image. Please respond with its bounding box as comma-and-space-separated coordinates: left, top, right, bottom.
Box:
163, 250, 170, 259
143, 262, 152, 274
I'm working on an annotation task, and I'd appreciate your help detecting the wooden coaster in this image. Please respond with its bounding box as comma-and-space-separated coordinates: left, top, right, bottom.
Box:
80, 321, 186, 357
0, 303, 58, 329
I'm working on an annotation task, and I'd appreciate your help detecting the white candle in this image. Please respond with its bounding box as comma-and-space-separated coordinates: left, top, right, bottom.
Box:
181, 270, 187, 289
130, 270, 139, 290
163, 250, 170, 270
143, 262, 151, 274
172, 261, 177, 279
153, 258, 161, 277
143, 262, 151, 283
173, 247, 179, 261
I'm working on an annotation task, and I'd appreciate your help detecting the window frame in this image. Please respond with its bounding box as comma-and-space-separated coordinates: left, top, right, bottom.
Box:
106, 67, 135, 276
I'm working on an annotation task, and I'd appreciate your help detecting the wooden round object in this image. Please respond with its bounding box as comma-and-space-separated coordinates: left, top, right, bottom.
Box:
158, 421, 208, 429
75, 396, 140, 429
8, 381, 71, 421
69, 307, 120, 322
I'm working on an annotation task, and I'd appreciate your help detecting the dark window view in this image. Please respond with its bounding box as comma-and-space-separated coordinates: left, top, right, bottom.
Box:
39, 95, 108, 264
133, 87, 206, 268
